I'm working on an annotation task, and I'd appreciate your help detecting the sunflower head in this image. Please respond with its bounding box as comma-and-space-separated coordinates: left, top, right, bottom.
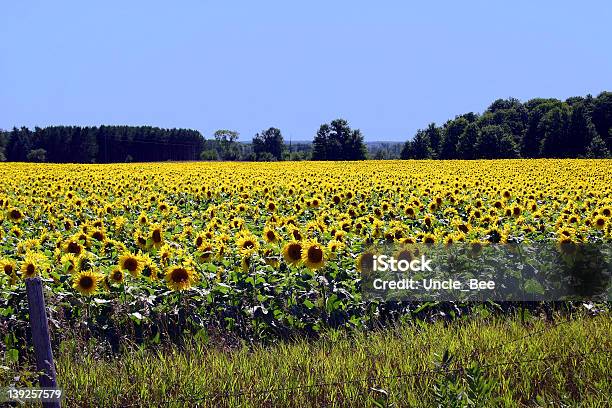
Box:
8, 208, 24, 223
119, 253, 144, 277
593, 215, 608, 230
262, 226, 279, 243
0, 259, 16, 278
356, 251, 375, 273
20, 253, 48, 279
149, 224, 164, 248
302, 240, 325, 270
236, 233, 259, 255
73, 271, 103, 296
109, 268, 125, 285
165, 265, 196, 291
282, 241, 303, 266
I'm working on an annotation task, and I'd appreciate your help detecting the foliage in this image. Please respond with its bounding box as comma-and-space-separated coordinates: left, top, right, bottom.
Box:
252, 127, 284, 161
2, 125, 203, 163
312, 119, 368, 160
39, 313, 612, 407
26, 148, 47, 162
403, 91, 612, 160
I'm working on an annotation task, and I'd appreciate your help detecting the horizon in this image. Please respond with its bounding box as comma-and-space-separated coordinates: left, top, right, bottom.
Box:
1, 1, 612, 142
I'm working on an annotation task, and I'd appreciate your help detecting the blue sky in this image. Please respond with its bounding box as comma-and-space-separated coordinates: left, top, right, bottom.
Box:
1, 1, 611, 142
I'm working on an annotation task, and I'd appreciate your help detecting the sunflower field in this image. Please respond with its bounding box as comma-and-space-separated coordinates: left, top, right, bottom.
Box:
1, 160, 611, 351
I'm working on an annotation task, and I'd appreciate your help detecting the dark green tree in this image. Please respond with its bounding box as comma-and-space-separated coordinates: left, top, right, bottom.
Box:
439, 117, 468, 159
475, 125, 519, 159
585, 134, 611, 158
424, 123, 442, 158
401, 129, 433, 159
252, 127, 284, 161
591, 91, 612, 150
26, 148, 47, 162
214, 129, 240, 160
456, 123, 479, 159
311, 119, 367, 160
539, 105, 572, 157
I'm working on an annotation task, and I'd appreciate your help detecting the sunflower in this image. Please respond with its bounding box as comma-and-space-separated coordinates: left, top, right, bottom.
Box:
72, 271, 103, 296
20, 253, 48, 279
557, 235, 577, 255
241, 255, 253, 272
138, 212, 148, 225
301, 240, 325, 270
262, 226, 279, 243
282, 241, 303, 266
63, 237, 84, 256
108, 268, 125, 285
118, 253, 144, 277
592, 215, 608, 230
0, 259, 17, 279
7, 208, 23, 222
421, 234, 436, 244
90, 229, 106, 242
165, 265, 196, 291
134, 253, 157, 280
356, 251, 375, 273
149, 224, 164, 248
327, 240, 345, 259
133, 230, 148, 249
236, 233, 259, 255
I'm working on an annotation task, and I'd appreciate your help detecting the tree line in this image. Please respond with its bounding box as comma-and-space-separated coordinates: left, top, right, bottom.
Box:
1, 91, 610, 163
401, 91, 612, 159
0, 125, 203, 163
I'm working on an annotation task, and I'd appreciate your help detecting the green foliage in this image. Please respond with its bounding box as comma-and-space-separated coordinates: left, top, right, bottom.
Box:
200, 149, 220, 161
586, 134, 611, 158
434, 351, 494, 408
252, 127, 284, 161
38, 313, 612, 407
475, 125, 519, 159
26, 148, 47, 162
214, 129, 241, 160
401, 129, 433, 159
2, 125, 203, 163
312, 119, 368, 160
403, 91, 612, 160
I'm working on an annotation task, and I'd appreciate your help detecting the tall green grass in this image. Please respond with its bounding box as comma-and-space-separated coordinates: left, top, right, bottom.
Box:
51, 312, 611, 407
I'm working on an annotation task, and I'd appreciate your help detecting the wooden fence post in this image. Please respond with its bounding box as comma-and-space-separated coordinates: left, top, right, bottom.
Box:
25, 277, 61, 408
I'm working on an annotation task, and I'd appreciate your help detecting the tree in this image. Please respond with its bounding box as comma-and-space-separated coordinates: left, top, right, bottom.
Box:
200, 149, 220, 161
214, 129, 240, 160
424, 123, 442, 158
252, 127, 284, 161
475, 125, 519, 159
311, 119, 367, 160
591, 92, 612, 150
585, 134, 611, 158
456, 123, 479, 159
401, 129, 433, 159
539, 105, 572, 157
567, 102, 598, 157
522, 99, 563, 157
439, 117, 468, 159
26, 148, 47, 162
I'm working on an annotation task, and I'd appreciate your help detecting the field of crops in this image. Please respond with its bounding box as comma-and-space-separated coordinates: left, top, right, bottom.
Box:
0, 160, 611, 349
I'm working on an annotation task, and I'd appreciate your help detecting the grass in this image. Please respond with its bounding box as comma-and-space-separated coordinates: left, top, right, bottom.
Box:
48, 311, 612, 407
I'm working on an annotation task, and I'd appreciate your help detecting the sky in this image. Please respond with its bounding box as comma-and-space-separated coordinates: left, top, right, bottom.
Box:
1, 1, 611, 142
